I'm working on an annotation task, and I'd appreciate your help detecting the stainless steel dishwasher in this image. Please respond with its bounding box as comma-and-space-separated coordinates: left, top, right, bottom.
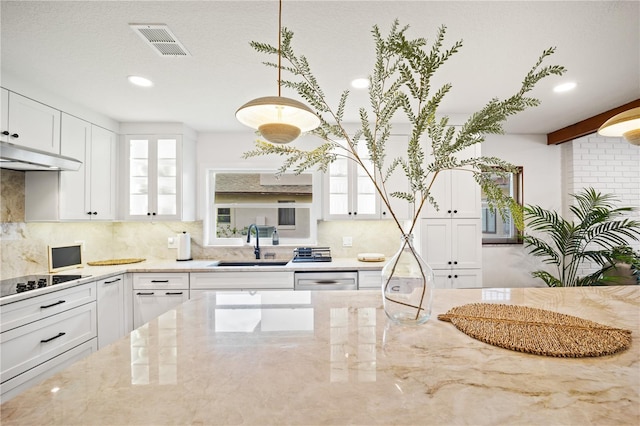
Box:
294, 271, 358, 290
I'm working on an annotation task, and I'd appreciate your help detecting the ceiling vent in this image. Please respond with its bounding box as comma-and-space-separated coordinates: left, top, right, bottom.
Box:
130, 24, 191, 57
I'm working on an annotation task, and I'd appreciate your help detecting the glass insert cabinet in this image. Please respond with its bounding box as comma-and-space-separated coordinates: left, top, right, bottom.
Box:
124, 133, 195, 221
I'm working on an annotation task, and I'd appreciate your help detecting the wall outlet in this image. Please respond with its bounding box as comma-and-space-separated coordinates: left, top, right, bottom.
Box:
342, 236, 353, 247
168, 237, 178, 249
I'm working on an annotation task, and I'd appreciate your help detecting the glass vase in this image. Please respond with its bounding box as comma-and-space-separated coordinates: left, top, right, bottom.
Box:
382, 234, 434, 325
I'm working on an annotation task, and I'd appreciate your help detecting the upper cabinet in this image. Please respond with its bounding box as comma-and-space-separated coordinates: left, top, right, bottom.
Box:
1, 89, 61, 154
122, 128, 195, 221
25, 114, 117, 221
58, 114, 117, 220
421, 145, 480, 219
323, 135, 410, 221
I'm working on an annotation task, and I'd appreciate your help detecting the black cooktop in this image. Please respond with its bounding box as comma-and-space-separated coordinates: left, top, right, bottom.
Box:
0, 274, 91, 298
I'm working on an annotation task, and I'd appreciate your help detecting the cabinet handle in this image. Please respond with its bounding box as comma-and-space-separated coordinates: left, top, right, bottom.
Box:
151, 280, 169, 283
104, 278, 121, 284
136, 292, 155, 296
447, 210, 452, 214
41, 300, 66, 309
454, 275, 458, 279
453, 210, 458, 214
41, 332, 66, 343
382, 211, 387, 216
448, 275, 452, 279
353, 212, 357, 216
448, 261, 452, 265
453, 261, 458, 265
166, 292, 183, 295
1, 131, 9, 135
10, 133, 19, 138
152, 212, 157, 216
92, 212, 97, 215
348, 212, 352, 216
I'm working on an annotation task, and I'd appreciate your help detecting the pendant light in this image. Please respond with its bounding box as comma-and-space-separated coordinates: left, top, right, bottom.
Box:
236, 0, 320, 144
598, 106, 640, 146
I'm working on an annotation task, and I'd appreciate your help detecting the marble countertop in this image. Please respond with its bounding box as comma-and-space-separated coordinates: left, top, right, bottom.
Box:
2, 286, 638, 425
0, 258, 384, 305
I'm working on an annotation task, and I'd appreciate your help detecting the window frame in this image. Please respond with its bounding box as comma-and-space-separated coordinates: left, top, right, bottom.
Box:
481, 166, 524, 245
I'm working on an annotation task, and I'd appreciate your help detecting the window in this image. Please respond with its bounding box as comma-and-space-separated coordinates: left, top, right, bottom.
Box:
482, 167, 523, 244
206, 170, 318, 246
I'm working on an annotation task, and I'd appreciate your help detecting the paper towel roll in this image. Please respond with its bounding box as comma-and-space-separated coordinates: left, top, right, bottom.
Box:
177, 232, 192, 261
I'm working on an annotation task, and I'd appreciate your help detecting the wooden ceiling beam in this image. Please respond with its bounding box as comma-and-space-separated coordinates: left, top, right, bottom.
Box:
546, 99, 640, 145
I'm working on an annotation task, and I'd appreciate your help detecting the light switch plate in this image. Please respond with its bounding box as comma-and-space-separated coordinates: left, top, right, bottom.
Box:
342, 236, 353, 247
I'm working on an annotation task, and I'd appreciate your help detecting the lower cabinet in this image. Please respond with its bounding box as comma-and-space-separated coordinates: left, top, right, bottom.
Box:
357, 270, 383, 290
0, 282, 98, 403
132, 273, 189, 329
96, 274, 126, 349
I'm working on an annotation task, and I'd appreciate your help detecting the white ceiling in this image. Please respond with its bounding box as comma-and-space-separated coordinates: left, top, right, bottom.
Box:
1, 1, 639, 135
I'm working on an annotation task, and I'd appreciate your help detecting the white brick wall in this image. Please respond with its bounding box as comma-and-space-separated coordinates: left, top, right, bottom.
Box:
562, 135, 640, 277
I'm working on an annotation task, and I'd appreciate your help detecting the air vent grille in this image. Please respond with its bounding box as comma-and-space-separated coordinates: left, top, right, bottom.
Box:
130, 24, 191, 57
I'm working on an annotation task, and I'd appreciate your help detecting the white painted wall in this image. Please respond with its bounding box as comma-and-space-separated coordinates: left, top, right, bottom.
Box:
481, 134, 562, 287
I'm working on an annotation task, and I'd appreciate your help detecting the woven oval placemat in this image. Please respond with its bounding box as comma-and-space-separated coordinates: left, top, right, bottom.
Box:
438, 303, 632, 358
87, 258, 145, 266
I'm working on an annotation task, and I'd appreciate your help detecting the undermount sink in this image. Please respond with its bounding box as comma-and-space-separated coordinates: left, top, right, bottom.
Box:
210, 260, 291, 267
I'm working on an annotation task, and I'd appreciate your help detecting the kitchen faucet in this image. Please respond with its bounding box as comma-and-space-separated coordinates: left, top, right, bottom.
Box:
246, 224, 261, 259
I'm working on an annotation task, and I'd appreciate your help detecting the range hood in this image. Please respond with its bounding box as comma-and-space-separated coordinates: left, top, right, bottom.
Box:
0, 141, 82, 171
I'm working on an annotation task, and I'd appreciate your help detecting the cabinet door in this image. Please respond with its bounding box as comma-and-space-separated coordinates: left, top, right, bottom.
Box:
6, 92, 60, 153
1, 88, 8, 143
323, 144, 381, 220
59, 114, 90, 220
89, 126, 117, 219
420, 219, 453, 269
96, 275, 125, 349
420, 218, 481, 270
452, 219, 482, 269
126, 135, 181, 220
132, 290, 188, 329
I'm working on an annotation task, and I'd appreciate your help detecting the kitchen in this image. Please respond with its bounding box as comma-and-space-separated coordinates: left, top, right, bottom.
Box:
1, 1, 639, 423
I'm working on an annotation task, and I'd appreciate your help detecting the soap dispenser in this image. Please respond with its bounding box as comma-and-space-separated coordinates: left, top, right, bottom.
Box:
272, 228, 279, 245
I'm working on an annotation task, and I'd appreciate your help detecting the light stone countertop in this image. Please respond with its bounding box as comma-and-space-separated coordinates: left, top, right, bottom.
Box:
1, 286, 638, 425
0, 258, 384, 305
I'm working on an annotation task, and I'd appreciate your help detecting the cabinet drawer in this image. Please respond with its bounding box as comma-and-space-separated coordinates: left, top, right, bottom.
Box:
1, 302, 97, 383
190, 271, 294, 290
358, 270, 383, 289
0, 282, 96, 333
132, 273, 189, 290
0, 338, 96, 404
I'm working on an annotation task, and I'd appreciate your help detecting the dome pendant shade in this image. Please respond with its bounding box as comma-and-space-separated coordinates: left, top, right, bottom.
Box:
236, 96, 321, 143
598, 107, 640, 145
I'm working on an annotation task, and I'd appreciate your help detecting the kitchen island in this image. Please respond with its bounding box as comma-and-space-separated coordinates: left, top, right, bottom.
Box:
1, 286, 638, 425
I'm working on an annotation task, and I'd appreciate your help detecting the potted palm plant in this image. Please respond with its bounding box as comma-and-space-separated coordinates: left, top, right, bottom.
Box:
243, 20, 565, 323
523, 188, 640, 287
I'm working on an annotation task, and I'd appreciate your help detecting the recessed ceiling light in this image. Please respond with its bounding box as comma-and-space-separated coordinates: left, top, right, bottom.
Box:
128, 75, 154, 87
351, 78, 369, 89
553, 82, 576, 93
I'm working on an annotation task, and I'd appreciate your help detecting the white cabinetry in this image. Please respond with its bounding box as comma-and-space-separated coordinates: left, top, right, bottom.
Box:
60, 115, 117, 220
422, 145, 481, 219
0, 282, 97, 403
122, 127, 195, 221
96, 274, 126, 349
190, 271, 293, 298
24, 115, 117, 222
357, 270, 383, 290
323, 135, 410, 220
419, 143, 482, 289
132, 273, 189, 329
420, 218, 482, 288
0, 89, 61, 154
